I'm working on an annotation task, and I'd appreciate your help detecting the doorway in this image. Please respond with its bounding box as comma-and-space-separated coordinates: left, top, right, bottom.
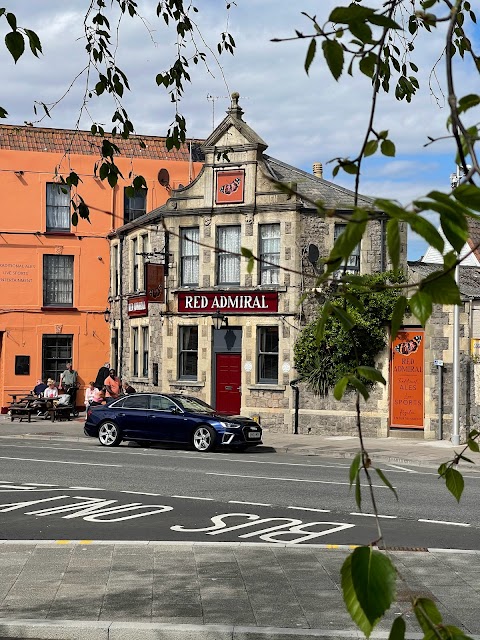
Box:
215, 353, 241, 414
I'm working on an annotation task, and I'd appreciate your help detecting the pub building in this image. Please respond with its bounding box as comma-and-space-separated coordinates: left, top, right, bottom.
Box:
108, 93, 403, 434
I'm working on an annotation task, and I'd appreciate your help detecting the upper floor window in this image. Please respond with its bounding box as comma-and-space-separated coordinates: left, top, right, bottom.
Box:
142, 326, 149, 377
181, 227, 199, 286
111, 244, 119, 296
46, 183, 70, 232
217, 225, 241, 285
43, 255, 74, 307
334, 223, 360, 275
258, 326, 279, 384
259, 224, 280, 285
132, 237, 139, 292
179, 326, 198, 380
132, 327, 139, 377
124, 187, 147, 224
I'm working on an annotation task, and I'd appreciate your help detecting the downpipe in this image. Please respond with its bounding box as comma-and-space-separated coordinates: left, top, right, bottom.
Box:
290, 378, 301, 435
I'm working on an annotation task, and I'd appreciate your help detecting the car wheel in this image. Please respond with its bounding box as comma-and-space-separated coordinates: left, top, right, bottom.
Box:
98, 421, 122, 447
192, 425, 216, 452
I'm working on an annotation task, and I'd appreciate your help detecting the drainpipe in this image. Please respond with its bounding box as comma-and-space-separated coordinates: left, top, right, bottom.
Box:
118, 234, 124, 376
380, 216, 386, 273
290, 378, 301, 435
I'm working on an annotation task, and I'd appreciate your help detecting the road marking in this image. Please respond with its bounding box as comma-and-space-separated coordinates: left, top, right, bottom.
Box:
22, 482, 58, 486
171, 495, 214, 501
288, 506, 331, 513
386, 463, 418, 473
207, 472, 392, 488
418, 518, 470, 527
120, 490, 160, 496
229, 500, 271, 507
350, 512, 397, 519
69, 486, 104, 490
0, 456, 121, 468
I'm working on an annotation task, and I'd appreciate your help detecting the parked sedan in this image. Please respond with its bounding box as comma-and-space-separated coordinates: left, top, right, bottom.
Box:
84, 393, 263, 452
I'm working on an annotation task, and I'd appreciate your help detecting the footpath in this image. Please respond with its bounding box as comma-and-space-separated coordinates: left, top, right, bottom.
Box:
0, 416, 479, 640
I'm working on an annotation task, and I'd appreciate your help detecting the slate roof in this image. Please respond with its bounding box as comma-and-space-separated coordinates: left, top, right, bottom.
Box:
467, 218, 480, 262
263, 155, 377, 211
409, 260, 480, 298
0, 124, 205, 161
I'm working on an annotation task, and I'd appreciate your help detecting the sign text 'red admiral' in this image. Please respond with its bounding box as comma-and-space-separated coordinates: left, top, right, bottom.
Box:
178, 291, 278, 313
128, 296, 148, 318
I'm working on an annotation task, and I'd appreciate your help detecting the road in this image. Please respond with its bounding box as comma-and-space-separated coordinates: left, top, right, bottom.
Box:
0, 436, 479, 548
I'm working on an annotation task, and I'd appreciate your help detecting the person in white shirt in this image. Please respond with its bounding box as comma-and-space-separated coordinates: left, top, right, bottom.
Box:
84, 381, 96, 408
44, 379, 58, 399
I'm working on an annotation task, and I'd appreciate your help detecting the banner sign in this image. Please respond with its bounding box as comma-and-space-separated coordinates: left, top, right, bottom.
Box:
145, 263, 165, 303
215, 169, 245, 204
177, 291, 278, 313
127, 295, 148, 318
390, 329, 425, 429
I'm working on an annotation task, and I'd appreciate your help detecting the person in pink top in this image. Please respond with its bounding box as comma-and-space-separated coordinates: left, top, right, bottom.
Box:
84, 381, 96, 409
43, 379, 58, 399
104, 369, 121, 398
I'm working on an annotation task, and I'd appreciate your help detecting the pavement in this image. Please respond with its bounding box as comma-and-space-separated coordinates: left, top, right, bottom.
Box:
0, 414, 479, 640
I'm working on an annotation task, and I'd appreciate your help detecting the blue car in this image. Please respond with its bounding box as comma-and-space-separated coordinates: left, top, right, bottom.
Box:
84, 393, 263, 452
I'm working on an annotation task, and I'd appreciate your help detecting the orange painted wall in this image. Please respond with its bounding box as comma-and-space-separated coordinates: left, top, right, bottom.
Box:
0, 135, 202, 409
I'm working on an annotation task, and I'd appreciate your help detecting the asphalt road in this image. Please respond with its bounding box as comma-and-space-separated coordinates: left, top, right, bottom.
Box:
0, 436, 479, 549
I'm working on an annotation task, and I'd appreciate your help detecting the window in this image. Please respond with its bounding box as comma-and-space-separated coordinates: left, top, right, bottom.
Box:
132, 327, 139, 377
217, 226, 241, 285
111, 244, 119, 296
46, 183, 70, 232
43, 255, 74, 307
334, 223, 360, 275
140, 233, 149, 289
142, 326, 149, 377
150, 395, 174, 411
258, 327, 279, 384
121, 395, 149, 409
42, 335, 73, 384
179, 326, 198, 379
111, 328, 118, 374
132, 237, 139, 291
259, 224, 280, 285
180, 227, 199, 286
124, 187, 147, 224
15, 356, 30, 375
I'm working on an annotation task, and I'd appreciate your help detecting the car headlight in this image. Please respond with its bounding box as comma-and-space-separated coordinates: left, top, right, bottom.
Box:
218, 421, 241, 429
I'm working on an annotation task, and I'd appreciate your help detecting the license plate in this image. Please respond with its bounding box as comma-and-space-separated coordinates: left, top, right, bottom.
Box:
247, 432, 261, 439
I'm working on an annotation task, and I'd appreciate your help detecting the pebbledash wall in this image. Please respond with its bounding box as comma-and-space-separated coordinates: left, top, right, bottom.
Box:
108, 93, 409, 435
0, 125, 203, 410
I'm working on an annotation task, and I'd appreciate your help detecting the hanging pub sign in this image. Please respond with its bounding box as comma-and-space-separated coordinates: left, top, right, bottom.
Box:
145, 263, 165, 303
215, 169, 245, 204
178, 291, 278, 313
390, 329, 425, 429
128, 295, 148, 318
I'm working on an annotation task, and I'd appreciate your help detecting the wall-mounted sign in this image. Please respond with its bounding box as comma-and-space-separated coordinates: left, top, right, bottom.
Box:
471, 338, 480, 358
178, 291, 278, 313
128, 295, 148, 318
390, 329, 424, 429
215, 169, 245, 204
145, 263, 165, 303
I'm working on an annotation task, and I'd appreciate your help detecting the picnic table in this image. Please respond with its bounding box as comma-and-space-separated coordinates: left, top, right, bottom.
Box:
9, 403, 36, 422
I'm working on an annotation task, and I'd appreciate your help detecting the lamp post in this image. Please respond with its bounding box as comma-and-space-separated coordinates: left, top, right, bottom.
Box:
212, 311, 228, 330
103, 308, 111, 323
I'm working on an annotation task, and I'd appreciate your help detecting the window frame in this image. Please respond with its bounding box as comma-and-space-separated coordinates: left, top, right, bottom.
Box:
42, 334, 73, 384
132, 326, 139, 378
180, 227, 200, 286
43, 255, 74, 307
46, 182, 71, 232
257, 326, 279, 384
259, 223, 280, 285
178, 326, 198, 380
217, 225, 241, 285
132, 237, 139, 292
124, 187, 147, 224
334, 223, 361, 275
111, 243, 119, 297
142, 326, 149, 378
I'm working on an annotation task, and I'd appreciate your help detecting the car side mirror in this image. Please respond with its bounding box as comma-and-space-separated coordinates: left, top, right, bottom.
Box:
168, 405, 179, 414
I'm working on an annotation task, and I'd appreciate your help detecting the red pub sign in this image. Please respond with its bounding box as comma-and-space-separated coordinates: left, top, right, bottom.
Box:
127, 295, 148, 318
177, 291, 278, 313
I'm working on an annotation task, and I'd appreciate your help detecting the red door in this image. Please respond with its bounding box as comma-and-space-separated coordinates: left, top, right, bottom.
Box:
215, 353, 241, 415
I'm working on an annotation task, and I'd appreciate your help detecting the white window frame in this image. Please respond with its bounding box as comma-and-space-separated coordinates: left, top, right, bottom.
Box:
178, 326, 198, 380
46, 183, 71, 232
257, 326, 279, 384
180, 227, 200, 286
334, 223, 360, 275
217, 225, 241, 285
259, 223, 280, 285
43, 255, 74, 307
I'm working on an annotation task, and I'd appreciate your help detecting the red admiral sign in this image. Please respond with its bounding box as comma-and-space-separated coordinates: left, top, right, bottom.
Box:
177, 291, 278, 313
215, 169, 245, 204
128, 296, 148, 318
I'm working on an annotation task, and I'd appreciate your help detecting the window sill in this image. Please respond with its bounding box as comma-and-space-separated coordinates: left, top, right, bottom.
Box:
247, 384, 285, 391
44, 231, 75, 236
169, 380, 205, 388
41, 306, 77, 312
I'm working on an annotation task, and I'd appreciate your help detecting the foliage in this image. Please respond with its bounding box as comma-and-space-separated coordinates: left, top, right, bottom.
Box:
294, 271, 405, 396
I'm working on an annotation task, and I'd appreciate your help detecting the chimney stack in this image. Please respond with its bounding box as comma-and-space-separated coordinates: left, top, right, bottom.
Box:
313, 162, 323, 178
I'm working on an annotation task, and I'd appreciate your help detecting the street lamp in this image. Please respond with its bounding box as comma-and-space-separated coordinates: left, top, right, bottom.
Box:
212, 311, 228, 330
103, 308, 111, 323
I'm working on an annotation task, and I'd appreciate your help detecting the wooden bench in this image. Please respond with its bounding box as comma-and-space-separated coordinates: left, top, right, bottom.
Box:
46, 405, 73, 422
9, 405, 36, 422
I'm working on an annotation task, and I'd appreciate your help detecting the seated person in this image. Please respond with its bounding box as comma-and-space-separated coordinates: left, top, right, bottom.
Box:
84, 381, 96, 408
33, 379, 57, 417
123, 382, 136, 395
90, 387, 105, 406
33, 379, 47, 397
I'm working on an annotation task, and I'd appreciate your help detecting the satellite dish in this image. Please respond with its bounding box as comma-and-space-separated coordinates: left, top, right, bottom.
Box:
307, 244, 320, 265
158, 168, 170, 187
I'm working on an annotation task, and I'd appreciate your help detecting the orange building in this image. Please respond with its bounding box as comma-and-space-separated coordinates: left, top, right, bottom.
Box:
0, 125, 203, 411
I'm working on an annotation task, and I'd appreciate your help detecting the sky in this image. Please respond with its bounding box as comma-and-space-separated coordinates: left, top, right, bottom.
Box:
1, 1, 478, 260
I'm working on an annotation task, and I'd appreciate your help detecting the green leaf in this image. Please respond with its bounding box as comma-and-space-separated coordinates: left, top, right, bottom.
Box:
386, 218, 400, 272
388, 616, 406, 640
24, 28, 42, 56
453, 183, 480, 211
457, 93, 480, 115
349, 452, 361, 487
304, 38, 316, 75
357, 366, 386, 385
316, 301, 333, 344
322, 39, 344, 80
364, 140, 378, 157
334, 376, 349, 400
407, 216, 445, 253
71, 211, 78, 227
409, 291, 432, 326
440, 212, 469, 253
413, 598, 442, 634
390, 296, 407, 340
241, 247, 254, 258
331, 305, 355, 331
0, 106, 8, 118
355, 471, 362, 509
359, 52, 376, 78
341, 548, 396, 638
348, 375, 370, 401
247, 257, 254, 273
421, 272, 461, 305
380, 139, 396, 157
444, 467, 464, 502
5, 30, 25, 62
375, 467, 398, 500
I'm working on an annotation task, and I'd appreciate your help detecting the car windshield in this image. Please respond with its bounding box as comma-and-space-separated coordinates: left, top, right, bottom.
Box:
174, 396, 216, 414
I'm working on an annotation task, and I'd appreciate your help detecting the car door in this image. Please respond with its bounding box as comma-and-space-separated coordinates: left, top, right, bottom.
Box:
113, 394, 150, 440
147, 395, 193, 443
